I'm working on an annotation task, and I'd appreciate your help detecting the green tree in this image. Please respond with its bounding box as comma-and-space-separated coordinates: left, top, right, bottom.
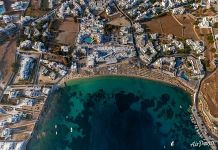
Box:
202, 58, 210, 68
12, 62, 20, 73
207, 34, 214, 43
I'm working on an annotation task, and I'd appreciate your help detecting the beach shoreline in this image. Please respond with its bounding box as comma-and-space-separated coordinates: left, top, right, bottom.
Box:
61, 74, 194, 96
24, 63, 218, 149
59, 63, 196, 96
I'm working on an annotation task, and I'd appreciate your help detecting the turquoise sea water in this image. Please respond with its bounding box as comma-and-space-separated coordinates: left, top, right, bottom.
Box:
27, 76, 209, 150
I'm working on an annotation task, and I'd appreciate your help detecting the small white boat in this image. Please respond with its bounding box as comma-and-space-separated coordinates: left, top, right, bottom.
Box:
70, 127, 73, 132
55, 131, 58, 135
171, 141, 175, 147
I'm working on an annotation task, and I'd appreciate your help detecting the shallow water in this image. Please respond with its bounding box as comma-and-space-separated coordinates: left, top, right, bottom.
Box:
27, 76, 209, 150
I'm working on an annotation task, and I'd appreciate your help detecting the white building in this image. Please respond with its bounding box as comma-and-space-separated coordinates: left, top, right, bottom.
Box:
4, 23, 17, 36
9, 91, 20, 99
11, 1, 28, 11
19, 57, 34, 80
59, 70, 67, 76
0, 142, 25, 150
20, 16, 34, 25
48, 0, 57, 9
172, 7, 185, 15
42, 87, 51, 95
0, 120, 7, 128
61, 46, 70, 52
25, 89, 41, 97
87, 55, 95, 68
7, 114, 20, 124
186, 39, 205, 53
1, 128, 11, 140
198, 17, 211, 28
20, 40, 32, 49
71, 62, 77, 71
23, 98, 35, 106
2, 15, 12, 23
32, 42, 47, 52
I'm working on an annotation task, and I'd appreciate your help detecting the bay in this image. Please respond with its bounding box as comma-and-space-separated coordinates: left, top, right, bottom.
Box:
27, 76, 209, 150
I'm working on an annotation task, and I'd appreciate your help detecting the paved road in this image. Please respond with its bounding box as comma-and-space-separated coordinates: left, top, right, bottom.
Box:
192, 72, 218, 149
113, 1, 140, 60
0, 73, 15, 102
33, 53, 42, 85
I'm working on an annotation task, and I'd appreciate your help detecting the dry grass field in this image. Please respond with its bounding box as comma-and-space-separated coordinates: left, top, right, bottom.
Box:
56, 17, 80, 45
174, 15, 199, 40
0, 38, 16, 86
144, 15, 183, 37
108, 16, 131, 27
201, 69, 218, 118
143, 14, 199, 40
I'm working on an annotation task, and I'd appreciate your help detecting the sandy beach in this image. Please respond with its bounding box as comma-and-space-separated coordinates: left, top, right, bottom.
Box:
59, 63, 196, 96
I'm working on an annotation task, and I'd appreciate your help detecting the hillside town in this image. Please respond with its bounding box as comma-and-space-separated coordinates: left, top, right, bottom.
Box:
0, 0, 218, 149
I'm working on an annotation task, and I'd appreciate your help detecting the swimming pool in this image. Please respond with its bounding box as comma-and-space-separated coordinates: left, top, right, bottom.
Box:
84, 37, 94, 44
0, 5, 5, 15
